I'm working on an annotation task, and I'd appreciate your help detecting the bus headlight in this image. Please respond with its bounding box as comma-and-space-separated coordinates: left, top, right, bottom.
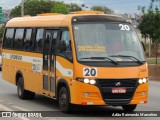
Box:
142, 78, 147, 83
138, 79, 143, 84
139, 78, 148, 84
76, 78, 96, 85
84, 78, 90, 84
90, 79, 96, 85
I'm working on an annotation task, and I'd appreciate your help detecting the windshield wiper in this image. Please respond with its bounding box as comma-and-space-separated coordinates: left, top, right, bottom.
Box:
109, 55, 144, 64
80, 57, 118, 65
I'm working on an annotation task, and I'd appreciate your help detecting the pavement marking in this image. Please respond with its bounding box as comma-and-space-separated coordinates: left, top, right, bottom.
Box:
0, 103, 13, 111
11, 105, 30, 111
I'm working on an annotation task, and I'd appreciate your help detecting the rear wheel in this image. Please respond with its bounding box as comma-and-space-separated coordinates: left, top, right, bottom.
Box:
17, 77, 35, 99
122, 104, 137, 112
58, 87, 72, 113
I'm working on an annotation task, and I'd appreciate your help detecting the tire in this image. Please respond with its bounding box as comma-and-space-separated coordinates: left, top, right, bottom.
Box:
122, 105, 137, 112
58, 87, 72, 113
17, 77, 35, 100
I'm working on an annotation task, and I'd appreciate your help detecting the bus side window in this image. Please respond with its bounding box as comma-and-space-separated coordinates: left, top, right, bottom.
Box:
14, 28, 25, 50
3, 28, 14, 49
57, 30, 72, 60
35, 29, 44, 53
23, 29, 32, 51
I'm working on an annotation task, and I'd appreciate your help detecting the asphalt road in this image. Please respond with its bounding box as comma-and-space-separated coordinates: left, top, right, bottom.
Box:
0, 72, 159, 120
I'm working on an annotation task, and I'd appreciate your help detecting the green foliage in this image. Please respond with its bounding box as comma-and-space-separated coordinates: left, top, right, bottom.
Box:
10, 0, 82, 17
138, 2, 160, 42
51, 2, 69, 14
25, 0, 53, 16
0, 24, 5, 43
138, 0, 160, 63
91, 6, 114, 14
81, 4, 85, 8
10, 0, 53, 17
0, 7, 2, 23
10, 5, 21, 18
66, 3, 82, 12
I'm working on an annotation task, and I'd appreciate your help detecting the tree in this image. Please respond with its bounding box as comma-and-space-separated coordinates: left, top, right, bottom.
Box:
10, 0, 82, 17
81, 4, 85, 8
25, 0, 53, 16
66, 3, 82, 12
138, 1, 160, 64
51, 2, 69, 14
91, 6, 114, 14
10, 5, 21, 18
10, 0, 55, 17
0, 24, 5, 43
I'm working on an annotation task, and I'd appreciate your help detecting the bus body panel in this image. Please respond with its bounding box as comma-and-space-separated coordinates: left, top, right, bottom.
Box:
2, 13, 148, 107
70, 79, 148, 105
73, 62, 148, 79
2, 49, 43, 93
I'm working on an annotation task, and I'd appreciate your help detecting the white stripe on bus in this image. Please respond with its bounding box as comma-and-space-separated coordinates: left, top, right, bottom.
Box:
2, 52, 73, 77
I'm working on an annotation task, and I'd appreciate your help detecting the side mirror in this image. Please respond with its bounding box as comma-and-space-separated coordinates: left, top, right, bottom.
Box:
141, 41, 146, 52
58, 40, 67, 52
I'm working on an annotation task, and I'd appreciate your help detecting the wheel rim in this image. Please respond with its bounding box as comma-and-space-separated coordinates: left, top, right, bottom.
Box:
59, 91, 67, 109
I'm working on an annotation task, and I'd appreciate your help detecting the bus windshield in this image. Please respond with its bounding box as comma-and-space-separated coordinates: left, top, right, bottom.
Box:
73, 23, 145, 62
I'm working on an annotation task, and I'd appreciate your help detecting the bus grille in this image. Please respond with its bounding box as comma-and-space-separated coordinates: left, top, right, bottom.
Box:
97, 79, 138, 105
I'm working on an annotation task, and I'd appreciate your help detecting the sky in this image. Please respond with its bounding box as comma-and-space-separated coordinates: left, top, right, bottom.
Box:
0, 0, 157, 14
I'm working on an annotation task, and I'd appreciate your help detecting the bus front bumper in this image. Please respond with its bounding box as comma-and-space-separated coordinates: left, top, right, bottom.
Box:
71, 80, 148, 106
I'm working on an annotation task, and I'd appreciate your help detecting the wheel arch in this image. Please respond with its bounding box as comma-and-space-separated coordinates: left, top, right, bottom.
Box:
15, 70, 24, 86
56, 79, 71, 102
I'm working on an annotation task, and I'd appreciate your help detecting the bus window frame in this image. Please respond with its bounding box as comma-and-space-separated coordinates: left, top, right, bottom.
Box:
35, 28, 45, 53
3, 28, 15, 49
56, 28, 73, 63
13, 28, 25, 50
2, 27, 73, 57
71, 22, 146, 67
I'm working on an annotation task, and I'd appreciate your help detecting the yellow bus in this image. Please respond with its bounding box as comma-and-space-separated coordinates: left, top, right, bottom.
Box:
2, 11, 148, 112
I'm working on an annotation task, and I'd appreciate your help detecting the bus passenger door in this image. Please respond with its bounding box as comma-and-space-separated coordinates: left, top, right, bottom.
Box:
43, 30, 58, 97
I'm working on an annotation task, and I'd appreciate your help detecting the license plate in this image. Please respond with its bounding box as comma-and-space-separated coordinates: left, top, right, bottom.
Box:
112, 88, 126, 94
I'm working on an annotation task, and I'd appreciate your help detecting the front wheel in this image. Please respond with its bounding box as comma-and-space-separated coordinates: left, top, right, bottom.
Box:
17, 77, 35, 99
122, 105, 137, 112
58, 87, 72, 113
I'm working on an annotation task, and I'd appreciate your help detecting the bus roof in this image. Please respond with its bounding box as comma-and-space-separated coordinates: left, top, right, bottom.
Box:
6, 11, 127, 27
